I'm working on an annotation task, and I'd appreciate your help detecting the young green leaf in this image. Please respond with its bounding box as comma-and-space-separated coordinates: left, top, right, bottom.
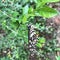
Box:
38, 37, 46, 44
36, 43, 42, 48
35, 6, 58, 18
22, 15, 28, 24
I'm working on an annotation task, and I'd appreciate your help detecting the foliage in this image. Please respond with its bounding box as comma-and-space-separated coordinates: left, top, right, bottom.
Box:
0, 0, 59, 60
56, 56, 60, 60
36, 37, 46, 48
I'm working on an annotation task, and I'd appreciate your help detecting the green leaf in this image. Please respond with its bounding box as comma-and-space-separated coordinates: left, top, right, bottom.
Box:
23, 4, 29, 15
36, 37, 46, 48
35, 6, 58, 18
41, 0, 60, 3
22, 15, 28, 24
36, 43, 42, 48
28, 7, 34, 16
55, 48, 60, 51
38, 37, 46, 43
56, 56, 60, 60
